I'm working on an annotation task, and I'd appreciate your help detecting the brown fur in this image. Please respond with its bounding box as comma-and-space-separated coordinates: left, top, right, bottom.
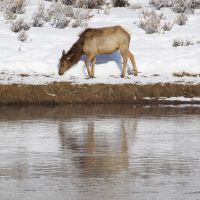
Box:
59, 26, 138, 78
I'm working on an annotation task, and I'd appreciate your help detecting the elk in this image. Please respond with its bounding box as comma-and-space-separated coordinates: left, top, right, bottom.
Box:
59, 26, 138, 78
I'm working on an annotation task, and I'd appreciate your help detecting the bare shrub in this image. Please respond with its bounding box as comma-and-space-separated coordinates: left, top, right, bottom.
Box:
46, 0, 91, 29
61, 0, 74, 5
149, 0, 173, 9
172, 39, 183, 47
139, 9, 173, 34
189, 0, 200, 13
162, 21, 173, 31
175, 13, 188, 25
61, 0, 105, 8
71, 9, 91, 28
71, 17, 86, 28
11, 18, 30, 32
46, 1, 72, 28
51, 16, 70, 29
3, 10, 17, 20
112, 0, 129, 7
2, 0, 27, 14
0, 0, 3, 10
172, 0, 190, 13
80, 0, 105, 9
129, 1, 142, 9
139, 10, 165, 34
190, 0, 200, 9
172, 37, 194, 47
102, 4, 111, 15
32, 3, 46, 27
18, 30, 28, 42
149, 0, 200, 13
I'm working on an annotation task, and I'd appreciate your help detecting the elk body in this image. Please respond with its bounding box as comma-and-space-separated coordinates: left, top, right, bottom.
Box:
59, 26, 138, 78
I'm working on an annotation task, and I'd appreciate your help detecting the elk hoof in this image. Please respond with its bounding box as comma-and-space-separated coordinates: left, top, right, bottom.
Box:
134, 71, 138, 76
121, 74, 125, 78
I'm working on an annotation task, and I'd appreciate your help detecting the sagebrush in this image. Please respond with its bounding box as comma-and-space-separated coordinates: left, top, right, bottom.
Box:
129, 1, 142, 9
11, 18, 30, 32
32, 3, 46, 27
172, 0, 189, 13
139, 10, 166, 34
18, 30, 28, 42
112, 0, 129, 7
61, 0, 105, 8
1, 0, 27, 14
46, 0, 91, 29
149, 0, 173, 9
172, 37, 194, 47
175, 13, 188, 25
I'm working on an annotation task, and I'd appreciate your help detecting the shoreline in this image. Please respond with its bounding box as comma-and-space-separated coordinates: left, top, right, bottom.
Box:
0, 82, 200, 105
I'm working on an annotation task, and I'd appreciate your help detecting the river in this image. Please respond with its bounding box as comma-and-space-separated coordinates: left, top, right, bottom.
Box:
0, 105, 200, 200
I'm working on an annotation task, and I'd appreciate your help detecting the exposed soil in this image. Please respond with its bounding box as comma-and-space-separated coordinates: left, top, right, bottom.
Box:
0, 82, 200, 105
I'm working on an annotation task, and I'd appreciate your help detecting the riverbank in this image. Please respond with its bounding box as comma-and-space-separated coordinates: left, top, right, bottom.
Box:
0, 82, 200, 105
0, 0, 200, 105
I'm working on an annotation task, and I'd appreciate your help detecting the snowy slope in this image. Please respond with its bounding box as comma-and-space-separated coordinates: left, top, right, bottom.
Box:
0, 0, 200, 84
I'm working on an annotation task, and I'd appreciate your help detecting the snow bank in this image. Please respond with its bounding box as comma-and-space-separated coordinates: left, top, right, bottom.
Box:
0, 0, 200, 85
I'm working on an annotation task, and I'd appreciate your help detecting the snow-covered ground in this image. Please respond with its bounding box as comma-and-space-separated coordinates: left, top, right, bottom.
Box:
0, 0, 200, 85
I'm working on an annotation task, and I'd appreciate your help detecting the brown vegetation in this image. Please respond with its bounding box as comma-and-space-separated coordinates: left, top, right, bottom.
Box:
173, 71, 200, 77
0, 83, 200, 105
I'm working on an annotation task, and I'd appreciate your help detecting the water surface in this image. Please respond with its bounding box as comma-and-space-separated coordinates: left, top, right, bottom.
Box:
0, 105, 200, 200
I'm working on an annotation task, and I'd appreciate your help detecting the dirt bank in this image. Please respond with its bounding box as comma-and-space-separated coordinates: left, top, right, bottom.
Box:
0, 83, 200, 104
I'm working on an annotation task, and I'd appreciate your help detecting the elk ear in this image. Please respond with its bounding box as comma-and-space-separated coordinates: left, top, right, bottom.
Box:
62, 50, 65, 56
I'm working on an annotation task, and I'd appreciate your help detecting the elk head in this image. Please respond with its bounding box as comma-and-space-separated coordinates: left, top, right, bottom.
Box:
58, 50, 73, 75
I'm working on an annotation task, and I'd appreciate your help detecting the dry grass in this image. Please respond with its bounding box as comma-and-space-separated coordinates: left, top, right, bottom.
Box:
173, 72, 200, 77
0, 82, 200, 104
129, 2, 142, 9
19, 73, 30, 77
172, 38, 194, 47
152, 74, 160, 77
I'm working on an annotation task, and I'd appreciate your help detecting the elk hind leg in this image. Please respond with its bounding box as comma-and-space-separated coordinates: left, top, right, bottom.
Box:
127, 51, 138, 76
91, 57, 96, 78
85, 54, 95, 78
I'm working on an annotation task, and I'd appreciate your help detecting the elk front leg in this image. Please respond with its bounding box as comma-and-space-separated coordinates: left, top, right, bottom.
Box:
121, 51, 128, 78
127, 51, 138, 76
85, 54, 95, 78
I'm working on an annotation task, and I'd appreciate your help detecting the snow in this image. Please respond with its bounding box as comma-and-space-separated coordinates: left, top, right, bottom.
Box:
0, 0, 200, 85
143, 96, 200, 102
162, 97, 200, 101
1, 70, 200, 85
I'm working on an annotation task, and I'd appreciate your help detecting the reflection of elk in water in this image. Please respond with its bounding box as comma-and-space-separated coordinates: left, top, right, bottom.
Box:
58, 26, 138, 78
82, 121, 129, 173
58, 119, 136, 175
